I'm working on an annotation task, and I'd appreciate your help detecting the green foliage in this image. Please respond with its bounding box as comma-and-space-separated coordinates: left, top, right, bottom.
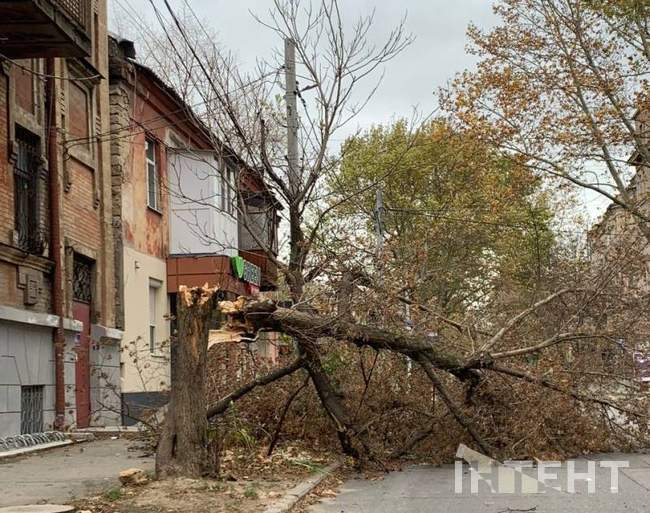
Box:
321, 351, 347, 376
232, 426, 257, 450
105, 487, 123, 502
330, 119, 555, 312
243, 483, 259, 499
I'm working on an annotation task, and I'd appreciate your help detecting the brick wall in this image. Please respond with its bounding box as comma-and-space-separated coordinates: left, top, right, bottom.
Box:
0, 2, 115, 323
62, 160, 102, 249
0, 70, 11, 246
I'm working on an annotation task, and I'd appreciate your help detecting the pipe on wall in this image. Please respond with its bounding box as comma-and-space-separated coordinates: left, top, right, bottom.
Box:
45, 57, 66, 430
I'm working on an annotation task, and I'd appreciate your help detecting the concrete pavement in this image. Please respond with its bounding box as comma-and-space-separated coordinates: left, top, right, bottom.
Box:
0, 438, 153, 507
308, 452, 650, 513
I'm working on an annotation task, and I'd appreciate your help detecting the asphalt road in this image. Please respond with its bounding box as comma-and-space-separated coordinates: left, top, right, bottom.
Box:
0, 438, 153, 507
308, 452, 650, 513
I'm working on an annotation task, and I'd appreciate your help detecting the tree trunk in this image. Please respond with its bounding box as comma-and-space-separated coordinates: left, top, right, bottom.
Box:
156, 286, 219, 478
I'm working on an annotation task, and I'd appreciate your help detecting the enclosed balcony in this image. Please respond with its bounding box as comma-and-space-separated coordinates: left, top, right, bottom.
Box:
0, 0, 91, 58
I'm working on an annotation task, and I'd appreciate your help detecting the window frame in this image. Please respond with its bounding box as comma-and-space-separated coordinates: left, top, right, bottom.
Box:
149, 282, 157, 353
148, 278, 164, 354
220, 165, 238, 217
146, 138, 160, 212
13, 126, 43, 254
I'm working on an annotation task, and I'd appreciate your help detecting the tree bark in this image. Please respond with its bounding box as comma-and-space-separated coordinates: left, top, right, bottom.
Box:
156, 286, 220, 478
299, 338, 362, 459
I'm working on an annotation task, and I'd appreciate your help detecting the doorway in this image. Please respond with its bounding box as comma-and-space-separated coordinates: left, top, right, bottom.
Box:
72, 254, 93, 428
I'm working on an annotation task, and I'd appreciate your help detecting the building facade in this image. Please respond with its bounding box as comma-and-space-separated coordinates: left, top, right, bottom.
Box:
589, 106, 650, 384
589, 107, 650, 290
109, 37, 281, 424
0, 0, 122, 438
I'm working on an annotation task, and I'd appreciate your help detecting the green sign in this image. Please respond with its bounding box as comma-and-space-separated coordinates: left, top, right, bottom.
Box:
231, 256, 244, 278
231, 256, 261, 286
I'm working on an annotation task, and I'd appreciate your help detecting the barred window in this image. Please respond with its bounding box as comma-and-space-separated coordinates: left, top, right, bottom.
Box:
73, 254, 93, 304
21, 385, 44, 434
14, 126, 43, 254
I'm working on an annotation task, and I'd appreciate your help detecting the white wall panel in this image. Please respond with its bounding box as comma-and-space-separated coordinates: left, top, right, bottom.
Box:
168, 150, 238, 256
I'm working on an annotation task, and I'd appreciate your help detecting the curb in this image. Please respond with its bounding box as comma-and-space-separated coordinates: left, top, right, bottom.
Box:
0, 440, 73, 460
263, 461, 342, 513
0, 433, 95, 460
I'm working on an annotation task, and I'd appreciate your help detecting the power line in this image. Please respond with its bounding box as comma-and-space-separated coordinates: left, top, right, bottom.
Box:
0, 53, 101, 82
63, 68, 280, 149
56, 0, 280, 150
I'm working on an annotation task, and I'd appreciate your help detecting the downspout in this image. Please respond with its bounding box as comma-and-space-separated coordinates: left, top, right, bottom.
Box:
46, 57, 66, 430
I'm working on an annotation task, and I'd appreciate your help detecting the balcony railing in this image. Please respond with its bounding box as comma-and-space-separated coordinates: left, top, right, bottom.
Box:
59, 0, 90, 31
0, 0, 92, 58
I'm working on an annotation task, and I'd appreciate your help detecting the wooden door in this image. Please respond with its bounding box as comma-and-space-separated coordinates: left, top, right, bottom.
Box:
72, 255, 93, 429
73, 300, 91, 428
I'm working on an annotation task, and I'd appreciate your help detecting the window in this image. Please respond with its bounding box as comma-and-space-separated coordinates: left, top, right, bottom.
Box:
72, 254, 93, 303
14, 126, 43, 254
21, 385, 44, 434
146, 139, 160, 211
221, 166, 236, 216
69, 81, 90, 145
149, 279, 161, 353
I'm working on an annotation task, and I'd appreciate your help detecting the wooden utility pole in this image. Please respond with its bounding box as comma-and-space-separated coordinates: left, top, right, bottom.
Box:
284, 38, 299, 197
374, 188, 384, 256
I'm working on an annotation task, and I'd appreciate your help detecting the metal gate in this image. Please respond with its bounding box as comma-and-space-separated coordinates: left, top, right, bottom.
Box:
20, 385, 44, 434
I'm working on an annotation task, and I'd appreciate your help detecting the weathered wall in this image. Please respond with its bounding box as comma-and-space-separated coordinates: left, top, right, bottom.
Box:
109, 66, 172, 404
121, 246, 170, 395
0, 0, 122, 437
0, 315, 81, 437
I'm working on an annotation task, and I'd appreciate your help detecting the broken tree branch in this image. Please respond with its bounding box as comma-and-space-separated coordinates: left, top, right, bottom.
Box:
267, 373, 310, 456
487, 364, 646, 419
206, 357, 305, 419
416, 354, 494, 456
478, 288, 575, 354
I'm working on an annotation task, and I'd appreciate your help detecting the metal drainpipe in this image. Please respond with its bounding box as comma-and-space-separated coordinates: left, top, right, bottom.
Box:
46, 57, 66, 431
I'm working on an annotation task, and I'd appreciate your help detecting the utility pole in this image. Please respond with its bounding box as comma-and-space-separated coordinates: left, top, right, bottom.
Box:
374, 188, 384, 256
284, 38, 299, 198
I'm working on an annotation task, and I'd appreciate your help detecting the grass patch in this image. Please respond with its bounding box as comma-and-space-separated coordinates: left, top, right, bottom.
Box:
243, 483, 259, 499
105, 487, 123, 502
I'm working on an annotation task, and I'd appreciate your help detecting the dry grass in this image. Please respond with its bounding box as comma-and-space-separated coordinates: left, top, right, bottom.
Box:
73, 445, 334, 513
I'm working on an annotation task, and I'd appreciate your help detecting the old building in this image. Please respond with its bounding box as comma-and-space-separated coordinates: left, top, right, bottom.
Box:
589, 106, 650, 383
0, 0, 122, 438
589, 107, 650, 291
108, 36, 281, 424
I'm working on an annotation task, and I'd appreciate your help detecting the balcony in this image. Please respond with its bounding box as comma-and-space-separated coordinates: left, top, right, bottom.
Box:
0, 0, 91, 58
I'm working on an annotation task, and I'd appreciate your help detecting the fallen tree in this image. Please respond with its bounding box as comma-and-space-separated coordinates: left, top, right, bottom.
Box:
207, 290, 648, 462
141, 0, 650, 477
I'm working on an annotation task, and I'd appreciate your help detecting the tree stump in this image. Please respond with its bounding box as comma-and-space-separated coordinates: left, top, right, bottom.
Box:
155, 285, 220, 478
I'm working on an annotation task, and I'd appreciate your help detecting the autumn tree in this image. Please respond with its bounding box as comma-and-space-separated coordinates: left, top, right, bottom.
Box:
325, 119, 554, 314
444, 0, 650, 236
130, 0, 650, 477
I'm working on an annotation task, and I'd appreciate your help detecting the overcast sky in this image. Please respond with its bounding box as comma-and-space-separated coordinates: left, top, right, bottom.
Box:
109, 0, 497, 133
109, 1, 609, 221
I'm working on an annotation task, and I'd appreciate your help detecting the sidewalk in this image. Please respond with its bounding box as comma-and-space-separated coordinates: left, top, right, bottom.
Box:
0, 438, 153, 507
